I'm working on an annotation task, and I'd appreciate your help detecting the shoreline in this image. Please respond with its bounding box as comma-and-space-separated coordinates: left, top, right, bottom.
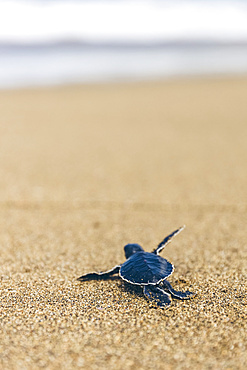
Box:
1, 72, 247, 92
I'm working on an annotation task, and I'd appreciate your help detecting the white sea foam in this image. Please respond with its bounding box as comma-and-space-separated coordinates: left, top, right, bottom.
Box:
1, 0, 247, 43
0, 0, 247, 88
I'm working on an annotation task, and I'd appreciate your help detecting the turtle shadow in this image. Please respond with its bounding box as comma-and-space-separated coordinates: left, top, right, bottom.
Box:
78, 275, 195, 303
121, 281, 144, 298
82, 275, 120, 281
82, 276, 144, 297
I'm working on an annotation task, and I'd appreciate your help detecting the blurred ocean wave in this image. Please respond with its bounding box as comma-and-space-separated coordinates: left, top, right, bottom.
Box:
1, 0, 247, 88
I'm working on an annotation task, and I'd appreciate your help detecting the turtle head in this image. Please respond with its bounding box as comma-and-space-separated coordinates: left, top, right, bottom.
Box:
124, 243, 144, 259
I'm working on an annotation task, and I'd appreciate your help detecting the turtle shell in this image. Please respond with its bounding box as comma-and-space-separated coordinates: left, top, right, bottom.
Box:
119, 251, 173, 285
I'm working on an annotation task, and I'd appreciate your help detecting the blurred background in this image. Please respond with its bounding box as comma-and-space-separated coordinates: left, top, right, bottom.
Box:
1, 0, 247, 89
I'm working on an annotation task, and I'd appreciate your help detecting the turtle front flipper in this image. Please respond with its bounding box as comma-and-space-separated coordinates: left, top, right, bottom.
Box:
161, 280, 195, 299
143, 285, 171, 308
152, 226, 185, 255
77, 265, 121, 281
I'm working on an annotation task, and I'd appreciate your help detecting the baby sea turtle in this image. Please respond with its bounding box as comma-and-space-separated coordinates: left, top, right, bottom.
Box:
77, 226, 194, 308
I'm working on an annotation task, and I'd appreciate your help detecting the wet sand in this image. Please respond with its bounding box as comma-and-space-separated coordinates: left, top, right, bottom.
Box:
0, 78, 247, 369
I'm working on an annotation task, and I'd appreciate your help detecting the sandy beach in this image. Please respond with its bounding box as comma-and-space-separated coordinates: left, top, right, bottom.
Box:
0, 77, 246, 369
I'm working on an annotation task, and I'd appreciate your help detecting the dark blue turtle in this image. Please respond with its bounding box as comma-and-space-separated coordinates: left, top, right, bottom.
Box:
77, 226, 194, 308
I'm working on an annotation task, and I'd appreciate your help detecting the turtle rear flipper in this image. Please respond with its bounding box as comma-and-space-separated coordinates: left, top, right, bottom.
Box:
77, 265, 121, 281
143, 285, 171, 308
161, 280, 195, 300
